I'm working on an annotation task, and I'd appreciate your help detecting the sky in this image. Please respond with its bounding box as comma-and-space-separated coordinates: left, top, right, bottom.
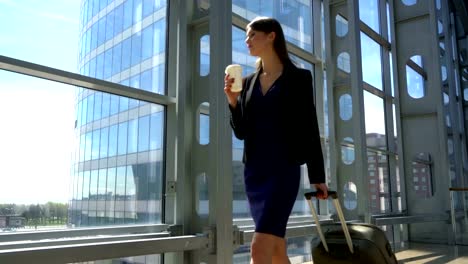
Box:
0, 0, 81, 204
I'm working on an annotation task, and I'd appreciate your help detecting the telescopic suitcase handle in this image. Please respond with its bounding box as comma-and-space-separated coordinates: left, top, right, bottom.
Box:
304, 190, 354, 254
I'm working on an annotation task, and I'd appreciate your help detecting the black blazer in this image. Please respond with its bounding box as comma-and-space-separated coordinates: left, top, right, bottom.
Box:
229, 62, 325, 184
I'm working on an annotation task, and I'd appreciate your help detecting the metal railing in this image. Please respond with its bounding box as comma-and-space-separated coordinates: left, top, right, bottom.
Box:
0, 224, 209, 264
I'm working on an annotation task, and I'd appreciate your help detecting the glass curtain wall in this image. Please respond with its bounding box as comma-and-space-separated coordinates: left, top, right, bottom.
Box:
357, 0, 401, 242
329, 0, 401, 242
71, 0, 167, 227
0, 0, 169, 263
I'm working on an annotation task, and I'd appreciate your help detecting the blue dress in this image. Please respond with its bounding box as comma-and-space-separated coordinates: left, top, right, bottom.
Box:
244, 75, 301, 238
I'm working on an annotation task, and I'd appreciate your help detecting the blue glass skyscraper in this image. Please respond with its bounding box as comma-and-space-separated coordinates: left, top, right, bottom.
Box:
70, 0, 168, 227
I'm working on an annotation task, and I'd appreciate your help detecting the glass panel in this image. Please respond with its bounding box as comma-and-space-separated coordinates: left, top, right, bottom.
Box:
361, 32, 383, 90
0, 71, 75, 210
390, 52, 395, 96
367, 150, 391, 213
233, 0, 313, 51
198, 102, 210, 145
359, 0, 380, 34
0, 0, 168, 95
196, 173, 209, 216
387, 3, 391, 41
364, 91, 387, 150
440, 41, 446, 58
337, 52, 351, 73
290, 54, 313, 72
232, 137, 248, 218
200, 35, 210, 76
0, 70, 165, 233
339, 93, 352, 121
336, 14, 348, 37
231, 26, 251, 219
438, 20, 444, 35
412, 153, 433, 198
0, 1, 81, 72
341, 137, 355, 165
395, 155, 402, 212
402, 0, 417, 6
233, 26, 257, 75
343, 182, 357, 210
392, 104, 397, 149
444, 92, 450, 106
441, 65, 447, 82
463, 68, 468, 101
406, 55, 426, 99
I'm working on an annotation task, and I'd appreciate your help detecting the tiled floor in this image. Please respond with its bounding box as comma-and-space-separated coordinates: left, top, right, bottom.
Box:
394, 243, 468, 263
301, 242, 468, 263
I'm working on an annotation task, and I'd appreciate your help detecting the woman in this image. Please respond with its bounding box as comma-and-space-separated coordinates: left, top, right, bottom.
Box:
225, 17, 328, 264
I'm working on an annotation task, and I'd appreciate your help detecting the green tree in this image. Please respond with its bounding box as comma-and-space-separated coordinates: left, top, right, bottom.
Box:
0, 204, 15, 215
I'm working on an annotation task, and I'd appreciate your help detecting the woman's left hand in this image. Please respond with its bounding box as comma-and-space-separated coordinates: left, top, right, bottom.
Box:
313, 183, 329, 199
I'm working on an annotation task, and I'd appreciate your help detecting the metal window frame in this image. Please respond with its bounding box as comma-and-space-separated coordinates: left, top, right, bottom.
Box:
0, 55, 175, 106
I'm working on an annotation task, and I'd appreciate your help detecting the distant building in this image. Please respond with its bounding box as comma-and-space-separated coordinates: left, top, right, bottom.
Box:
0, 215, 26, 229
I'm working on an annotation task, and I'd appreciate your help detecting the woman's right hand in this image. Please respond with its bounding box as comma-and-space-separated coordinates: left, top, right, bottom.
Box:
224, 74, 241, 108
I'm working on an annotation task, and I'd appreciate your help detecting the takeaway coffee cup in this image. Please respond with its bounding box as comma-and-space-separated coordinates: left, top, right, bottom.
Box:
225, 64, 243, 92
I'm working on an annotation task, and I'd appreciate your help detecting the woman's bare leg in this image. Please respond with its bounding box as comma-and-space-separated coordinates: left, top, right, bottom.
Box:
272, 237, 291, 264
250, 232, 275, 264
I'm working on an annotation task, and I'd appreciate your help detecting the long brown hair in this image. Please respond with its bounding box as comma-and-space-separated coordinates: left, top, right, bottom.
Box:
247, 17, 292, 71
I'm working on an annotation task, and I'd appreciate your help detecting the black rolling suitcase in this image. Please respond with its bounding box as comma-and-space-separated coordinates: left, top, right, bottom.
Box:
304, 191, 398, 264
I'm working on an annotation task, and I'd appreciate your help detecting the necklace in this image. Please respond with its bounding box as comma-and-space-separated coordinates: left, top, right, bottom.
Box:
261, 70, 282, 77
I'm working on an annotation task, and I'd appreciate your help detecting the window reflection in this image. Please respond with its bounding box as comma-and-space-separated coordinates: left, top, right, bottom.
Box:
406, 55, 426, 99
198, 102, 210, 145
341, 137, 355, 165
402, 0, 418, 6
339, 93, 352, 121
359, 0, 380, 34
196, 173, 209, 216
200, 35, 210, 76
343, 182, 357, 210
233, 0, 313, 50
367, 151, 391, 213
412, 153, 433, 198
361, 32, 383, 90
336, 14, 348, 37
80, 1, 167, 93
337, 52, 351, 73
138, 115, 150, 152
364, 91, 386, 150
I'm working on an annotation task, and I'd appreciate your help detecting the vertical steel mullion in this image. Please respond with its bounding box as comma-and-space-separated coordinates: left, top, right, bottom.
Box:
164, 0, 189, 263
387, 0, 409, 244
388, 0, 407, 212
209, 1, 233, 263
313, 0, 329, 215
379, 0, 397, 212
323, 0, 339, 210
